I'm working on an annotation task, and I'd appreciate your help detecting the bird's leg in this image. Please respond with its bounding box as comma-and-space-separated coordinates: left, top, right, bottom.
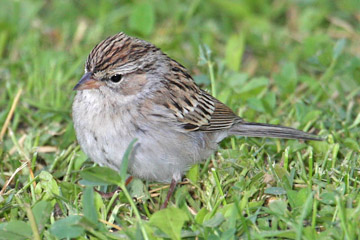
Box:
94, 187, 120, 198
125, 176, 133, 186
160, 178, 177, 209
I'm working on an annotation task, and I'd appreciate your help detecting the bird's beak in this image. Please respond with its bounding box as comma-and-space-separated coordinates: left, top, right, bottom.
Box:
73, 72, 105, 91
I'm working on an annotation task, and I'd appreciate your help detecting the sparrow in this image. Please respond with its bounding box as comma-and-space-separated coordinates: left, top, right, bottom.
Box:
72, 32, 321, 208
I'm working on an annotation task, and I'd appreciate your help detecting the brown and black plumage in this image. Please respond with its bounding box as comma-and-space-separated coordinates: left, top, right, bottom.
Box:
72, 32, 322, 208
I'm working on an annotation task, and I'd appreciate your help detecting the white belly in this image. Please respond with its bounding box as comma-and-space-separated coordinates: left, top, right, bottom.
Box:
72, 90, 223, 183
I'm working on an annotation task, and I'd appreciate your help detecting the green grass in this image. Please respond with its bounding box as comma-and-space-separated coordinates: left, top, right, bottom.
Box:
1, 0, 360, 239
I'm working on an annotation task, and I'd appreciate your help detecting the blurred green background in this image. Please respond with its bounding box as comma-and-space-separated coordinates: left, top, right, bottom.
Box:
1, 0, 360, 239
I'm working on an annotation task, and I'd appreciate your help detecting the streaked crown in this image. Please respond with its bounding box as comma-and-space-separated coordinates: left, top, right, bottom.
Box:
85, 32, 160, 73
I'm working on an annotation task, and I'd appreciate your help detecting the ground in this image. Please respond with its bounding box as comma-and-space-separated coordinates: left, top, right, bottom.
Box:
0, 0, 360, 239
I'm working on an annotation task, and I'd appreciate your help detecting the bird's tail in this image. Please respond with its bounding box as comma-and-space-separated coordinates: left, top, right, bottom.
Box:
229, 122, 322, 141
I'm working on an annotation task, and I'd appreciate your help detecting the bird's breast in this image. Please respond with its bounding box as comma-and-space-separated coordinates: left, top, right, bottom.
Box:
72, 90, 138, 169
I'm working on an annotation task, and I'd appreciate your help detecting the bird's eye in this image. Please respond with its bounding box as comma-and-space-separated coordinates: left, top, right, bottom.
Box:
110, 74, 123, 83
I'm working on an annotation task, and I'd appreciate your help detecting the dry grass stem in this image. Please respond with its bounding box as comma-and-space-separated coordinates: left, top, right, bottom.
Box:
0, 89, 22, 141
0, 161, 28, 195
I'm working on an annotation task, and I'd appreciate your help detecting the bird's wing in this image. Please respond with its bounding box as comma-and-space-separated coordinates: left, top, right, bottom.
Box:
198, 94, 241, 132
152, 60, 240, 132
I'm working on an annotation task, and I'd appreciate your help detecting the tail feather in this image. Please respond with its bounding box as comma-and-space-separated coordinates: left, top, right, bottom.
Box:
229, 122, 322, 141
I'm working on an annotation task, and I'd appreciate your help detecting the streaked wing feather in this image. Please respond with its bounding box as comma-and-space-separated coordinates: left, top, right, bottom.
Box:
155, 60, 239, 132
198, 95, 239, 132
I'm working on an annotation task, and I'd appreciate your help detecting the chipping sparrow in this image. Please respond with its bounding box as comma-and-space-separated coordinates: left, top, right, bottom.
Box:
72, 32, 321, 207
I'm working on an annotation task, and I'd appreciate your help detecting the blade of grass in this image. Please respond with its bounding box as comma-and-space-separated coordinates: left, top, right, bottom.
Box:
211, 168, 227, 206
117, 139, 149, 240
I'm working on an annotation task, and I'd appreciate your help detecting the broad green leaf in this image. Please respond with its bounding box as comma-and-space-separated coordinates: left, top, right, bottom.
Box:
0, 31, 8, 57
0, 221, 32, 240
174, 186, 189, 207
349, 112, 360, 129
228, 72, 248, 89
150, 207, 189, 240
287, 188, 311, 210
311, 140, 329, 154
302, 35, 330, 58
247, 93, 277, 114
195, 208, 209, 224
221, 204, 237, 229
129, 178, 145, 199
302, 110, 321, 125
333, 38, 346, 60
208, 0, 252, 18
274, 165, 289, 181
50, 215, 84, 239
120, 138, 138, 183
254, 230, 296, 238
319, 192, 336, 205
193, 74, 210, 86
225, 33, 245, 71
274, 62, 298, 94
318, 45, 333, 66
83, 187, 98, 226
59, 182, 82, 200
80, 166, 121, 186
344, 138, 360, 151
34, 171, 59, 201
203, 213, 225, 228
32, 201, 53, 233
236, 77, 269, 101
248, 200, 264, 209
73, 150, 88, 170
298, 191, 314, 221
303, 226, 317, 240
237, 77, 269, 94
247, 97, 264, 112
221, 228, 236, 239
129, 3, 155, 36
264, 187, 287, 195
268, 200, 287, 216
186, 164, 199, 183
295, 102, 307, 122
299, 8, 326, 32
262, 92, 276, 113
